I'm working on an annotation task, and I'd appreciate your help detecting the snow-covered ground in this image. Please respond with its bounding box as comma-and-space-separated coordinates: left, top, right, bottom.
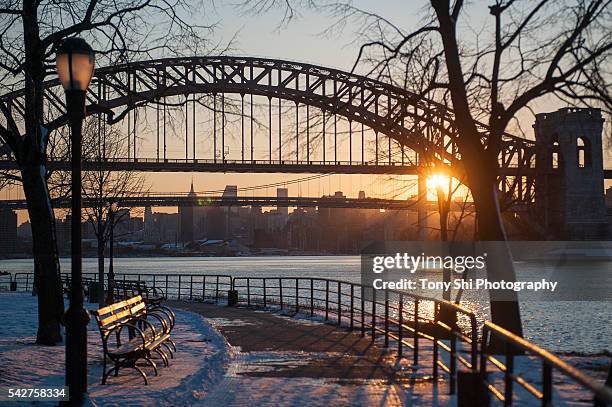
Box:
0, 292, 229, 406
1, 292, 609, 406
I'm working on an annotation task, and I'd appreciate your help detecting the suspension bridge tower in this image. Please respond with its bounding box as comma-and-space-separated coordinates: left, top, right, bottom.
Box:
534, 108, 607, 239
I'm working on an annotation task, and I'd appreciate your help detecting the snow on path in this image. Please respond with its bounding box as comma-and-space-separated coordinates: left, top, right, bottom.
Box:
0, 292, 229, 406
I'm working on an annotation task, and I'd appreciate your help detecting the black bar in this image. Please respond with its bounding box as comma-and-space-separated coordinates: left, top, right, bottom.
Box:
310, 279, 314, 316
279, 278, 283, 310
542, 362, 552, 407
414, 299, 419, 364
325, 280, 329, 320
384, 290, 389, 348
371, 289, 376, 342
337, 281, 341, 326
350, 284, 354, 330
398, 294, 403, 356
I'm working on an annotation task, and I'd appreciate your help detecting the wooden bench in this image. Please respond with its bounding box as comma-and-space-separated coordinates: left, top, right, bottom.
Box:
113, 280, 166, 306
62, 276, 96, 297
93, 295, 176, 385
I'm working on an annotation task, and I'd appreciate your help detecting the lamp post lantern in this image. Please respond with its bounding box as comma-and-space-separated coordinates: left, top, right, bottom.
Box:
56, 37, 95, 405
106, 202, 118, 305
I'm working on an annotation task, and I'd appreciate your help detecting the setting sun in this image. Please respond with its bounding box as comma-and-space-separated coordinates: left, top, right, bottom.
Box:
426, 174, 450, 191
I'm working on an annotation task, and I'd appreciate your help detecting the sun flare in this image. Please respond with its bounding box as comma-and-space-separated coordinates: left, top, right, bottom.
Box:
426, 174, 450, 191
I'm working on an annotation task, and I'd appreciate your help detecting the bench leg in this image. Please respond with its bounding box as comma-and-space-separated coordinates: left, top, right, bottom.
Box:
102, 366, 119, 385
144, 356, 159, 376
132, 365, 148, 385
168, 339, 177, 352
154, 348, 169, 367
162, 342, 174, 359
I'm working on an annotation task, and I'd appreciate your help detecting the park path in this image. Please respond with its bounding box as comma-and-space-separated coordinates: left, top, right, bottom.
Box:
171, 302, 453, 406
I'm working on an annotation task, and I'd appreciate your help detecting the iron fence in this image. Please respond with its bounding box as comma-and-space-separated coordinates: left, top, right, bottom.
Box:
231, 276, 478, 396
480, 321, 612, 406
10, 272, 232, 302
5, 271, 611, 405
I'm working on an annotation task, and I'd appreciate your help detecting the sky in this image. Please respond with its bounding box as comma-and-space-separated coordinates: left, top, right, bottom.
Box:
2, 0, 611, 224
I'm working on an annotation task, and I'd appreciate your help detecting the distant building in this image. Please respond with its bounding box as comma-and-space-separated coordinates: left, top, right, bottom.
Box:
178, 182, 196, 242
144, 206, 154, 242
0, 209, 17, 255
277, 188, 288, 221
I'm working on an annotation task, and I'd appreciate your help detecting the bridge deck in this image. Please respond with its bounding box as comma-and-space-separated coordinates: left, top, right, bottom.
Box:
172, 302, 450, 406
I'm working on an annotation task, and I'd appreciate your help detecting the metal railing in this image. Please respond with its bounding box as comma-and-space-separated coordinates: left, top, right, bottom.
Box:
231, 276, 478, 395
6, 271, 611, 405
480, 322, 612, 406
10, 272, 232, 303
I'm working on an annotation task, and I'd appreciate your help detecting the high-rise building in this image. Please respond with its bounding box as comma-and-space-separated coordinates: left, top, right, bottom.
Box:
277, 187, 288, 216
144, 206, 154, 242
0, 209, 17, 255
178, 181, 196, 242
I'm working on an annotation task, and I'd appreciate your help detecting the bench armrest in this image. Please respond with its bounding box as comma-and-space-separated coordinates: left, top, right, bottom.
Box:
143, 312, 170, 334
103, 322, 147, 350
149, 305, 175, 329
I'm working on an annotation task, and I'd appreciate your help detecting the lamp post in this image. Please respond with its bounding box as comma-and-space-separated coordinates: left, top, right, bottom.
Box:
106, 202, 118, 304
56, 37, 95, 405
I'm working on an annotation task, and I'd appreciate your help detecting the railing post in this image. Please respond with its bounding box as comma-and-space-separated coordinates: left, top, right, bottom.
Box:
337, 282, 341, 326
153, 274, 156, 292
263, 278, 267, 308
178, 275, 182, 300
542, 362, 552, 407
350, 284, 354, 331
247, 278, 251, 307
310, 279, 314, 316
279, 278, 283, 310
414, 299, 419, 364
433, 303, 439, 379
505, 350, 514, 405
215, 275, 219, 303
384, 290, 389, 348
295, 278, 299, 313
190, 275, 193, 300
398, 294, 403, 356
165, 275, 169, 298
203, 276, 207, 300
371, 289, 376, 342
325, 280, 329, 321
450, 331, 457, 395
361, 288, 365, 337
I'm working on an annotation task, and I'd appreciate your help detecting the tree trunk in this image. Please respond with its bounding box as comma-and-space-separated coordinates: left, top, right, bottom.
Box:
21, 164, 64, 345
471, 175, 524, 338
97, 239, 105, 308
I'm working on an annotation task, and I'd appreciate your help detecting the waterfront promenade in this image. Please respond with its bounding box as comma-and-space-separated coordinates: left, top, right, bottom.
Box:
173, 302, 448, 406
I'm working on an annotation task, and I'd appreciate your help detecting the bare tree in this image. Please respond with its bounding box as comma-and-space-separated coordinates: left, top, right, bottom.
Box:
0, 0, 212, 344
80, 117, 147, 308
244, 0, 611, 335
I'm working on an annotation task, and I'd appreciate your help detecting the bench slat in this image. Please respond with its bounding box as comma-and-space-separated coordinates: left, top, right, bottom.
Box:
98, 295, 142, 315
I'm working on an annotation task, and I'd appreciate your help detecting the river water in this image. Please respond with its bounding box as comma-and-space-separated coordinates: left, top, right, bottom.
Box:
0, 255, 609, 354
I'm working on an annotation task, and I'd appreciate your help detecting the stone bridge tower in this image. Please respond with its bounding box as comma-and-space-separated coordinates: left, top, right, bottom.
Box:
534, 108, 607, 239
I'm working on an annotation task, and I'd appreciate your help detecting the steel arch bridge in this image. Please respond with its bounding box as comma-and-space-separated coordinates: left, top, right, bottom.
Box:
0, 56, 537, 203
